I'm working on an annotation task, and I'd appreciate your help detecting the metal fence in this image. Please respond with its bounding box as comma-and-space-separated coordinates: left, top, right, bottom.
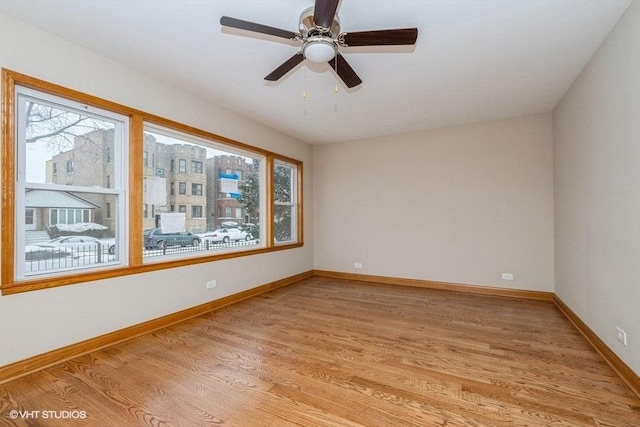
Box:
142, 239, 260, 258
23, 240, 261, 274
24, 244, 116, 274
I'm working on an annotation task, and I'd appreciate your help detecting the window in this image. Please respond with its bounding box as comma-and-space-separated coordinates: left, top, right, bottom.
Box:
274, 160, 299, 244
2, 71, 302, 294
11, 85, 127, 280
191, 160, 203, 174
142, 125, 266, 261
49, 208, 91, 225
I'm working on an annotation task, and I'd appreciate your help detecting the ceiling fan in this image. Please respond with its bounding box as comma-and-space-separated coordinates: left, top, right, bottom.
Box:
220, 0, 418, 88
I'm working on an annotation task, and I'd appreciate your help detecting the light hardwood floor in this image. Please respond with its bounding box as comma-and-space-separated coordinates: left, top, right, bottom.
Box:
1, 277, 639, 426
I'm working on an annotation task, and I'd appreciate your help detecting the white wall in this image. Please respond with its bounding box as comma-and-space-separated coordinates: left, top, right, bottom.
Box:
0, 12, 313, 366
553, 0, 640, 375
314, 114, 555, 292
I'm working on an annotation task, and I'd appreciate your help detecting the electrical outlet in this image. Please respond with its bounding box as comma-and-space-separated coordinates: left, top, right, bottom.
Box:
206, 280, 217, 290
354, 263, 362, 269
501, 273, 514, 280
616, 327, 628, 345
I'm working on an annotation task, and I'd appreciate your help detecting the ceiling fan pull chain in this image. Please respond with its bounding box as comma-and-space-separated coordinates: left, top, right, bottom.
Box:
303, 67, 307, 99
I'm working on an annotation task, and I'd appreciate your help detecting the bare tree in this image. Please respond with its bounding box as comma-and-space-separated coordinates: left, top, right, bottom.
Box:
25, 101, 111, 152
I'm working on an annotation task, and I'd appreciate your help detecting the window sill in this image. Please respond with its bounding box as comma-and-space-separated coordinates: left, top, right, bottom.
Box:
1, 242, 303, 295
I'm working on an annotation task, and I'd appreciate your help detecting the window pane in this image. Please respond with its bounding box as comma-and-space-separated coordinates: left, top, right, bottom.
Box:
23, 98, 116, 188
274, 204, 294, 242
274, 164, 292, 203
23, 190, 121, 276
142, 126, 264, 260
273, 161, 297, 244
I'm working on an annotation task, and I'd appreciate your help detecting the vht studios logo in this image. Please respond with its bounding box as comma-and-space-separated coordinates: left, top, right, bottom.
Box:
9, 410, 87, 419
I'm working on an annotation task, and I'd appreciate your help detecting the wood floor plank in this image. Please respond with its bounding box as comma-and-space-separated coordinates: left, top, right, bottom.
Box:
1, 277, 639, 426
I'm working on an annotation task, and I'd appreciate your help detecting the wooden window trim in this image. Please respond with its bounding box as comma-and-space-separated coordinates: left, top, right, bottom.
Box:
1, 69, 303, 295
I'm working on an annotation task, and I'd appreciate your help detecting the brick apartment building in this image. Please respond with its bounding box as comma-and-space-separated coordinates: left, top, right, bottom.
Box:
45, 129, 257, 236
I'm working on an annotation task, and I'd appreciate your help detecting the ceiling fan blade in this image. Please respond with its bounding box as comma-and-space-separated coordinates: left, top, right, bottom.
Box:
264, 53, 305, 81
220, 16, 299, 40
342, 28, 418, 46
329, 54, 362, 88
313, 0, 340, 29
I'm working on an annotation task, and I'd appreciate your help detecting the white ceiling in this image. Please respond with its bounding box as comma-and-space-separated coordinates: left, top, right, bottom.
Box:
0, 0, 631, 144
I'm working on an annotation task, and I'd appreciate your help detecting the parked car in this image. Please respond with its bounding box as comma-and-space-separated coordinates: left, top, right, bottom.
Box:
200, 228, 252, 244
144, 228, 201, 250
25, 245, 74, 261
37, 236, 116, 255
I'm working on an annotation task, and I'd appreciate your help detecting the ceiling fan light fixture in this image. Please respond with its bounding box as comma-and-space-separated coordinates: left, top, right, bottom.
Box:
303, 37, 336, 63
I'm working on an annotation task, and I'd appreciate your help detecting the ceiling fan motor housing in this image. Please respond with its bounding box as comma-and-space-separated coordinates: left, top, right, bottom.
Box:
299, 6, 340, 63
299, 6, 340, 37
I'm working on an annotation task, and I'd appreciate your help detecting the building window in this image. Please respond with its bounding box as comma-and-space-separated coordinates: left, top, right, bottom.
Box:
178, 159, 186, 173
179, 182, 186, 195
143, 151, 148, 167
143, 204, 148, 218
274, 160, 299, 244
192, 205, 203, 218
106, 202, 112, 218
225, 207, 232, 218
49, 208, 91, 225
53, 163, 58, 174
192, 183, 202, 196
235, 207, 242, 218
170, 182, 175, 195
170, 159, 175, 172
10, 84, 127, 282
105, 147, 111, 163
191, 160, 203, 174
178, 205, 186, 213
